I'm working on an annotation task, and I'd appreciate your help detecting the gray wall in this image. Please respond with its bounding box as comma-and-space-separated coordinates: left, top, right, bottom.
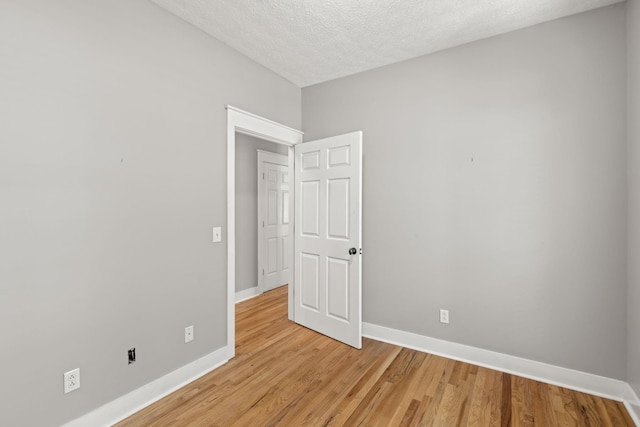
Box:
628, 0, 640, 397
0, 1, 300, 425
235, 135, 287, 293
303, 5, 627, 379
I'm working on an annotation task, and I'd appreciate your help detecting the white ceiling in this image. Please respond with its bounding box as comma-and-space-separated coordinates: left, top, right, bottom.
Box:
150, 0, 623, 87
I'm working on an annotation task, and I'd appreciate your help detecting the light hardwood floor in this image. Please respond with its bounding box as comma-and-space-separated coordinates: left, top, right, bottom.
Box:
118, 286, 634, 426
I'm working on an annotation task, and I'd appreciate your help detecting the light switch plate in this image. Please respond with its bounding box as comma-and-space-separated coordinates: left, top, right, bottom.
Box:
213, 227, 222, 243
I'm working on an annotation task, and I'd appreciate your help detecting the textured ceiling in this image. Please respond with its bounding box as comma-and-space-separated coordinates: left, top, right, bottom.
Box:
150, 0, 623, 87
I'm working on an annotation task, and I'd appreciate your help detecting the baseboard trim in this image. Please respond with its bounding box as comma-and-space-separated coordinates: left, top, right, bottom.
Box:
62, 346, 230, 427
623, 384, 640, 425
624, 401, 640, 426
235, 286, 260, 303
363, 323, 628, 403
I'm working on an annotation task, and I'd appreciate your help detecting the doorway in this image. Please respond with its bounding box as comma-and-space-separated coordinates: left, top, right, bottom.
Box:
234, 139, 289, 302
227, 107, 363, 355
226, 106, 303, 359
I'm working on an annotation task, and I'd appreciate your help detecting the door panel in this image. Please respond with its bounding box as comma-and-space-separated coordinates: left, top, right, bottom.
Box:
300, 253, 320, 310
294, 131, 362, 349
301, 181, 320, 236
267, 190, 278, 225
267, 238, 277, 273
328, 178, 350, 239
301, 151, 320, 170
282, 238, 289, 270
328, 145, 351, 167
282, 191, 290, 224
327, 257, 349, 321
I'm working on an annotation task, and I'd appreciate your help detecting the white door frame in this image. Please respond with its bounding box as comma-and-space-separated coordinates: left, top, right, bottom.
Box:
257, 150, 290, 294
226, 106, 303, 359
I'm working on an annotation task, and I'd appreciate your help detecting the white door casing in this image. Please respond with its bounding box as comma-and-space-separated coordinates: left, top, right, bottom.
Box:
258, 151, 290, 293
227, 106, 302, 359
294, 131, 363, 349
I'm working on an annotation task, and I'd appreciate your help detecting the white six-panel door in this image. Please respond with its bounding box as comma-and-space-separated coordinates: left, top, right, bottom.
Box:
294, 132, 362, 349
258, 151, 290, 293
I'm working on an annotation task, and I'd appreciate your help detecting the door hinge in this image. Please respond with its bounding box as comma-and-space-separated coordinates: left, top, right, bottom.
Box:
263, 172, 265, 180
262, 220, 265, 227
262, 269, 265, 276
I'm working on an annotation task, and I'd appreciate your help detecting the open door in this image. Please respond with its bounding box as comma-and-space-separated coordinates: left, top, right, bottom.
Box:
258, 151, 290, 293
294, 131, 362, 349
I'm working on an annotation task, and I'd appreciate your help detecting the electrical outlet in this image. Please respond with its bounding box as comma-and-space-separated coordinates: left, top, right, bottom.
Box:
439, 309, 449, 324
185, 325, 194, 343
128, 348, 136, 364
63, 368, 80, 394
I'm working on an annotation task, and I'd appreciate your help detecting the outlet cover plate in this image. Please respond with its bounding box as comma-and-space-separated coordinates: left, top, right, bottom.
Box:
63, 368, 80, 394
439, 309, 449, 324
185, 325, 194, 343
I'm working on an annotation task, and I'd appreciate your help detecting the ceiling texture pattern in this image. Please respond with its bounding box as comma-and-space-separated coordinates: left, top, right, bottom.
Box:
151, 0, 623, 87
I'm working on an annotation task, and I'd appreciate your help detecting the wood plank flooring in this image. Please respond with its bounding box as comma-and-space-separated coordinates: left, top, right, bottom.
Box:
117, 286, 634, 426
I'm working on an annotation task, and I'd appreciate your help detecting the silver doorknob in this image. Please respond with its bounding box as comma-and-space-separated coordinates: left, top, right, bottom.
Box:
349, 248, 357, 255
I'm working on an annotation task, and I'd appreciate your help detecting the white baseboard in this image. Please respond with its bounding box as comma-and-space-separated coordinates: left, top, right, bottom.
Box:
624, 384, 640, 425
63, 346, 230, 427
363, 323, 629, 404
624, 383, 640, 406
235, 286, 261, 303
624, 402, 640, 426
